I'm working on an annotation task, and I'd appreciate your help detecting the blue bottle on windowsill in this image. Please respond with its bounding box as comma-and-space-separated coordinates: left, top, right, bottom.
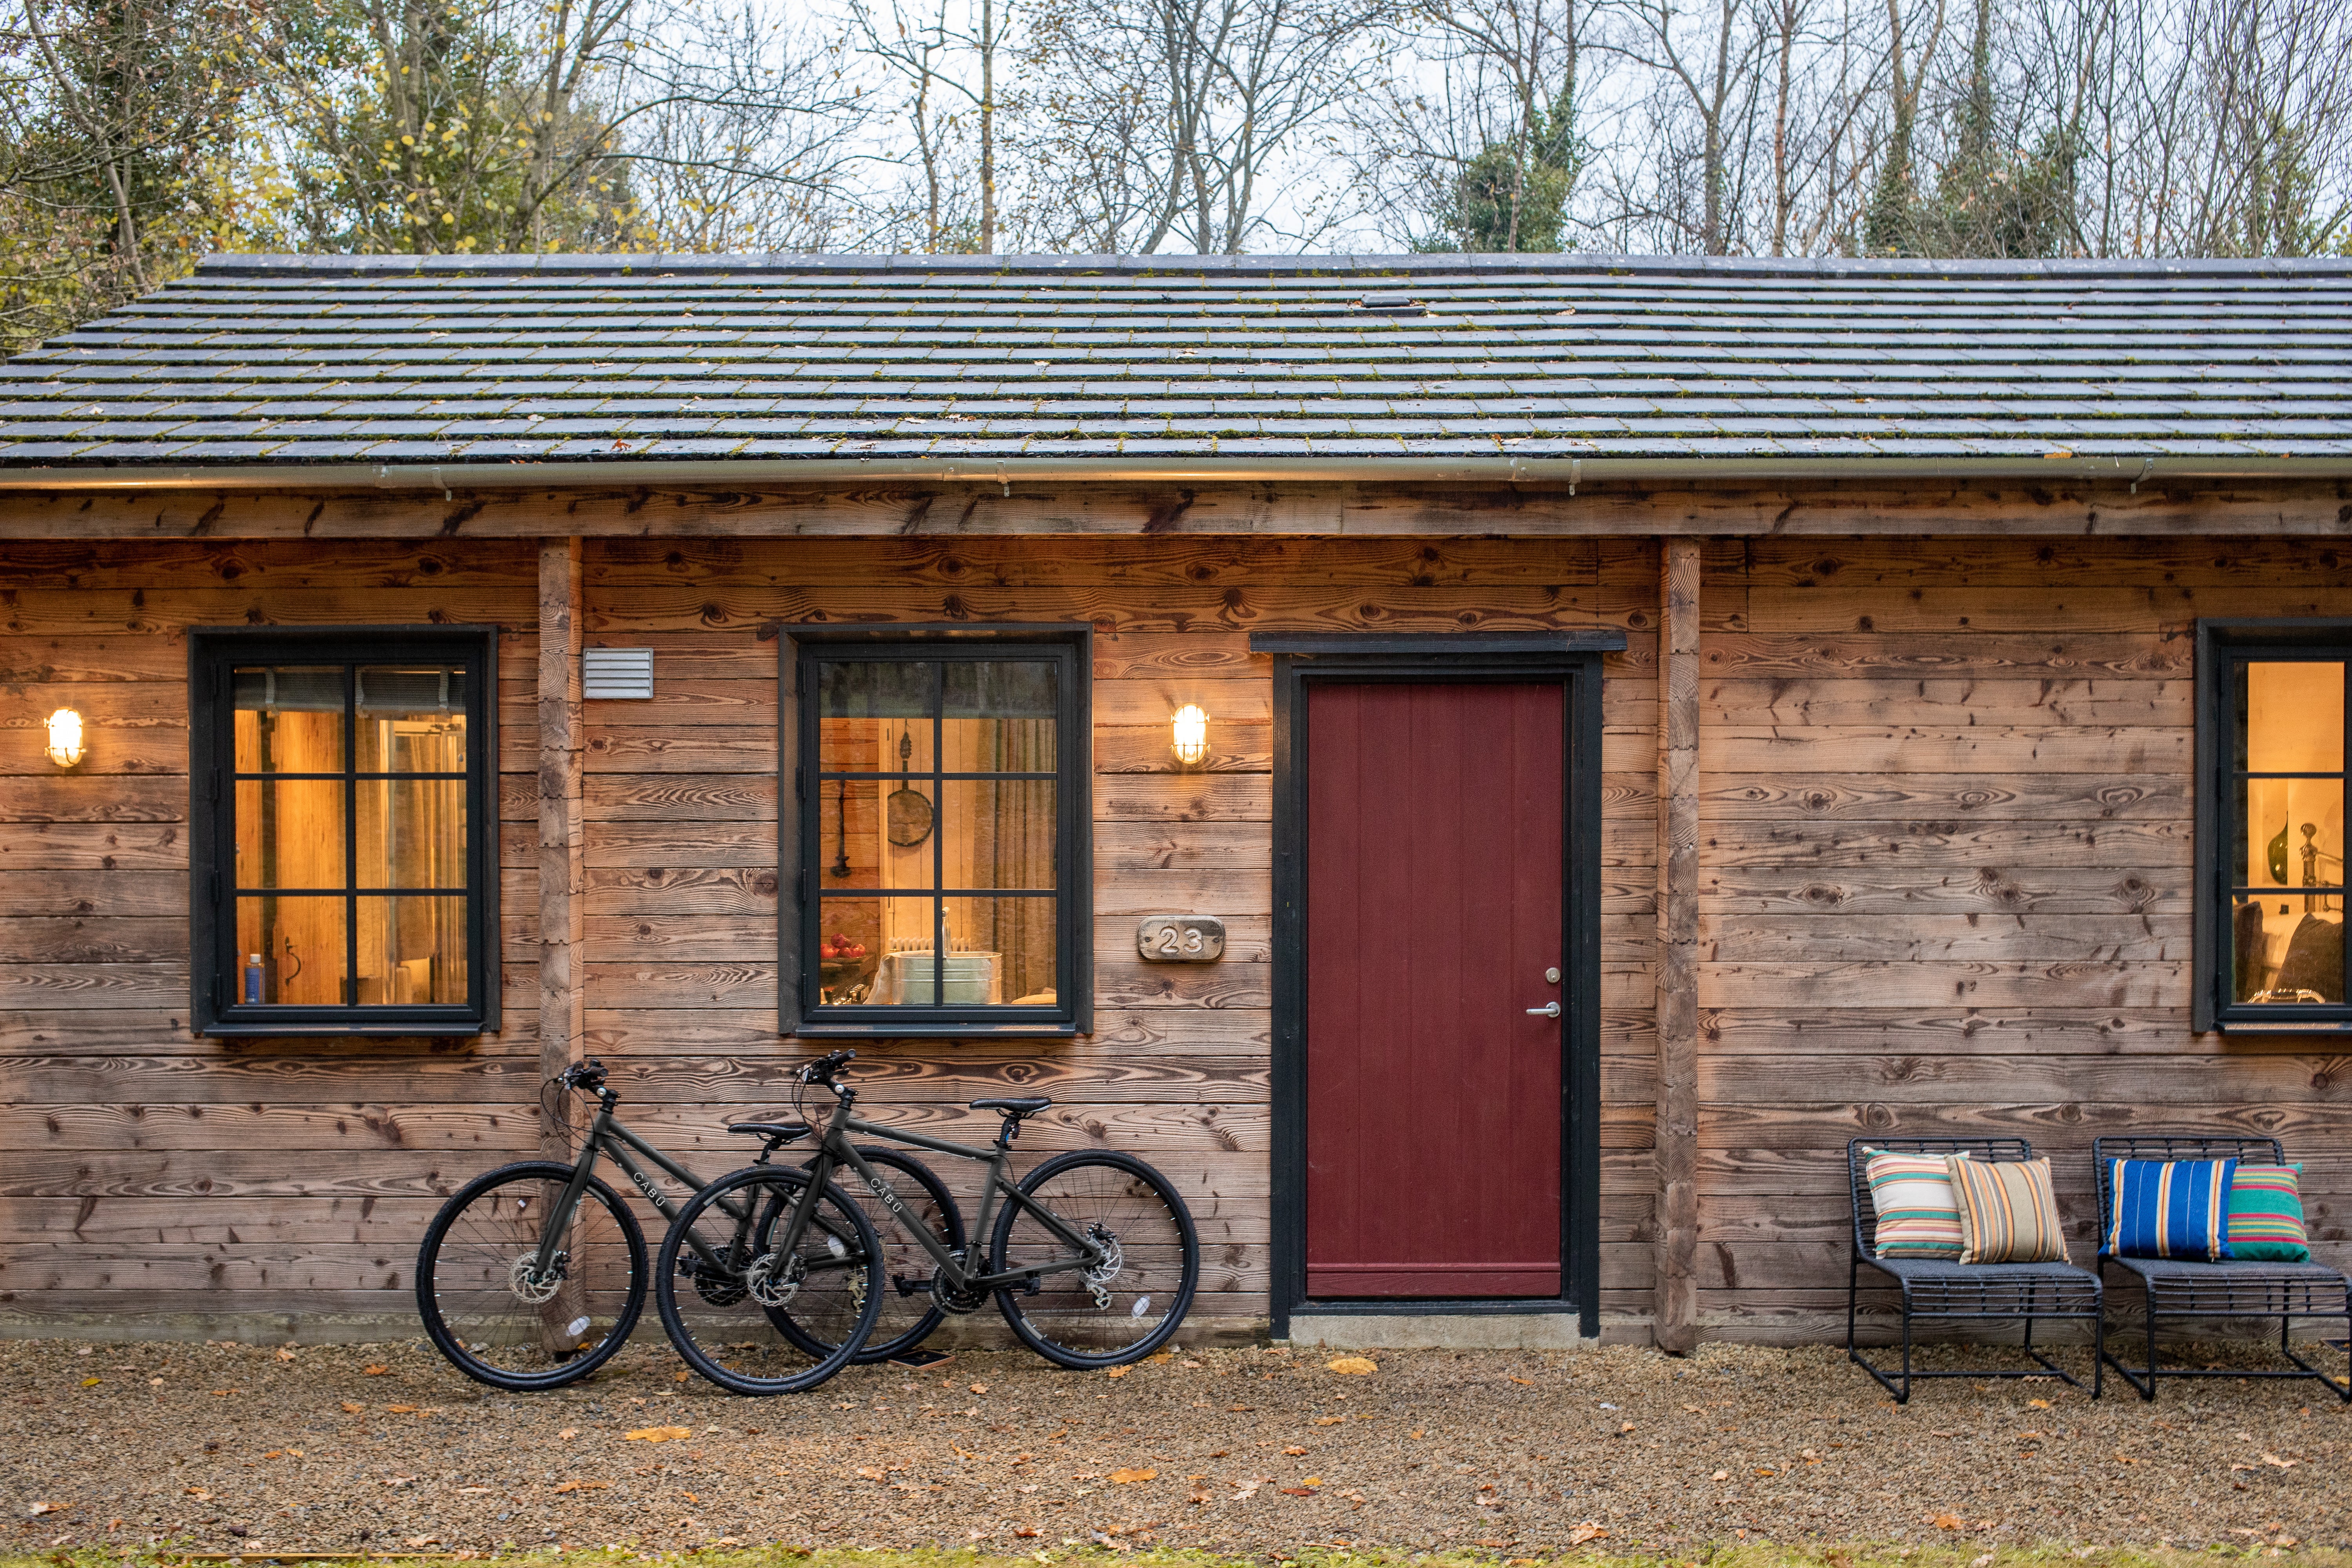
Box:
243, 953, 265, 1004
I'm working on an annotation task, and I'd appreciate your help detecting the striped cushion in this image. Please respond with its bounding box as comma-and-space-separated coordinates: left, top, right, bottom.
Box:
1863, 1148, 1967, 1258
1948, 1155, 2071, 1264
2226, 1163, 2312, 1263
2106, 1158, 2236, 1261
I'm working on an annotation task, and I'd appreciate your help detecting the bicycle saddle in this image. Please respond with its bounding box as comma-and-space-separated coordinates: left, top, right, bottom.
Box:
726, 1120, 811, 1142
968, 1096, 1052, 1117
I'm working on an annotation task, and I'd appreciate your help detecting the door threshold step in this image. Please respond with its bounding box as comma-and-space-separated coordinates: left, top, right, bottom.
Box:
1286, 1311, 1596, 1351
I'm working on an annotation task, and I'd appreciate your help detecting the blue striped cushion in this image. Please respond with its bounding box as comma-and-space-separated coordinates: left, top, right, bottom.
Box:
2106, 1158, 2237, 1260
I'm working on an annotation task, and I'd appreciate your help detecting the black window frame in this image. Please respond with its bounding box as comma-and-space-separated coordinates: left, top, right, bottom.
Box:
188, 625, 501, 1038
782, 624, 1091, 1039
2195, 617, 2352, 1034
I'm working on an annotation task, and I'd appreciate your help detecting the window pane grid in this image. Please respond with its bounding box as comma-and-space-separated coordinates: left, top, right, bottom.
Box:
2227, 655, 2347, 1012
229, 656, 473, 1012
811, 652, 1063, 1015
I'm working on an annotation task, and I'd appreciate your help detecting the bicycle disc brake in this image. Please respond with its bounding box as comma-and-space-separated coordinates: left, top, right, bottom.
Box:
509, 1251, 567, 1305
744, 1250, 800, 1309
928, 1250, 989, 1314
1081, 1223, 1123, 1310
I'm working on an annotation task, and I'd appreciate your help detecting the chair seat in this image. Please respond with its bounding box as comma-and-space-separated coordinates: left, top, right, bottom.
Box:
1866, 1255, 2100, 1285
727, 1120, 811, 1141
2105, 1255, 2348, 1286
969, 1096, 1052, 1116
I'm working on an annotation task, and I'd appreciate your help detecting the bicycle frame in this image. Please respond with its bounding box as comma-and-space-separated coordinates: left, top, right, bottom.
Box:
797, 1085, 1109, 1294
532, 1101, 744, 1276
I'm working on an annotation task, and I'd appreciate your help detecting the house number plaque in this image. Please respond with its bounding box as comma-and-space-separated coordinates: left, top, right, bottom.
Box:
1136, 915, 1225, 962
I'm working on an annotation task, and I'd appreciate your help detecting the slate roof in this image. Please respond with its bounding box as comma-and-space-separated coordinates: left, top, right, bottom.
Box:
3, 252, 2350, 476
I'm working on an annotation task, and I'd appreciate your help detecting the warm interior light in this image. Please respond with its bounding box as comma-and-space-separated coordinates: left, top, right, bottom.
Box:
1171, 704, 1209, 766
44, 708, 84, 768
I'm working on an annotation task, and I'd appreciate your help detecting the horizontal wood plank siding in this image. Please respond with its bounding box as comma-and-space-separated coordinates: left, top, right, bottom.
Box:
5, 524, 2340, 1345
1696, 535, 2352, 1339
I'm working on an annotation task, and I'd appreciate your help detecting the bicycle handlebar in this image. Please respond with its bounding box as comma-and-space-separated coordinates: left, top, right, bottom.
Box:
799, 1049, 857, 1085
559, 1058, 610, 1093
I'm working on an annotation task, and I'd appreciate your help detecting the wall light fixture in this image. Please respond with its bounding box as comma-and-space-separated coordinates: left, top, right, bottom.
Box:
1171, 704, 1210, 767
44, 708, 85, 768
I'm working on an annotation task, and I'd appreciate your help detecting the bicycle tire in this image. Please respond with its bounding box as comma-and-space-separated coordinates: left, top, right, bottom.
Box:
654, 1164, 884, 1396
794, 1146, 965, 1363
989, 1149, 1199, 1368
417, 1160, 645, 1391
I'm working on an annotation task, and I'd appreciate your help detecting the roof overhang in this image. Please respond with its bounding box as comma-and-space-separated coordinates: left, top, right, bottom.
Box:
1, 454, 2347, 491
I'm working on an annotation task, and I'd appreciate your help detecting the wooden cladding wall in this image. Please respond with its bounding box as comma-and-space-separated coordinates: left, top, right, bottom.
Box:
1697, 536, 2352, 1339
0, 540, 544, 1332
0, 532, 1658, 1338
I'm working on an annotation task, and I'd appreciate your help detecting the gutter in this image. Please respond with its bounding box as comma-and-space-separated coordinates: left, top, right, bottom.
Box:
0, 454, 2347, 492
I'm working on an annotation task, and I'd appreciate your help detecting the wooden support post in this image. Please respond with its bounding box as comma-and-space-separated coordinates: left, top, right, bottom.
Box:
1654, 537, 1702, 1354
538, 538, 586, 1160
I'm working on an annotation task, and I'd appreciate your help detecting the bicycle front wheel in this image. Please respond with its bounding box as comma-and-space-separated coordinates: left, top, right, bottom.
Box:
417, 1160, 645, 1391
990, 1150, 1200, 1368
654, 1165, 883, 1395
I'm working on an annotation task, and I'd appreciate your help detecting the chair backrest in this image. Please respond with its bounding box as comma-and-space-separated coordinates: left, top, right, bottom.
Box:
1847, 1136, 2034, 1258
2090, 1134, 2287, 1252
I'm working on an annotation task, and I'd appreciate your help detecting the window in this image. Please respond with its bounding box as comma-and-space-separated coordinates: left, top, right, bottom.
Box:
2197, 620, 2352, 1032
785, 628, 1089, 1036
190, 627, 499, 1036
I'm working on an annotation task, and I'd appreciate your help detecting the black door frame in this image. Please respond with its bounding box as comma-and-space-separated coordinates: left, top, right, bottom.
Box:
1256, 630, 1622, 1340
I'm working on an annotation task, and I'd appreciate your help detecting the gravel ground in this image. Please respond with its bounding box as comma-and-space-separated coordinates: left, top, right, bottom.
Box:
2, 1336, 2345, 1557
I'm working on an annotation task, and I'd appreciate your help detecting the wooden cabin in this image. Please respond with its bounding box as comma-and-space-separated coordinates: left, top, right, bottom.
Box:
2, 253, 2347, 1349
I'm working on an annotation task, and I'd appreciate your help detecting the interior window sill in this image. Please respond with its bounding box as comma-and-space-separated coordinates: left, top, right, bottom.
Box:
2212, 1017, 2352, 1034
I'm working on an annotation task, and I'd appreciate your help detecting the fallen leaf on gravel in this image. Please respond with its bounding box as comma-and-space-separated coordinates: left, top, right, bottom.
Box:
1283, 1446, 1307, 1455
81, 1377, 100, 1387
386, 1404, 421, 1414
552, 1481, 608, 1494
276, 1348, 297, 1361
1279, 1488, 1314, 1497
406, 1536, 439, 1548
1619, 1423, 1636, 1434
970, 1383, 989, 1393
857, 1468, 885, 1481
1314, 1417, 1343, 1426
1014, 1528, 1040, 1539
1303, 1475, 1321, 1485
2262, 1454, 2297, 1468
2028, 1398, 2053, 1409
1753, 1468, 1776, 1477
1109, 1468, 1156, 1484
1507, 1377, 1532, 1386
28, 1503, 63, 1517
1711, 1470, 1728, 1481
1933, 1514, 1965, 1530
184, 1490, 213, 1501
210, 1388, 241, 1396
626, 1426, 692, 1442
1409, 1429, 1425, 1439
559, 1428, 577, 1439
363, 1365, 390, 1375
674, 1370, 691, 1383
1144, 1352, 1175, 1363
1229, 1405, 1254, 1412
1325, 1357, 1376, 1375
1104, 1365, 1130, 1378
339, 1401, 363, 1414
1567, 1523, 1607, 1546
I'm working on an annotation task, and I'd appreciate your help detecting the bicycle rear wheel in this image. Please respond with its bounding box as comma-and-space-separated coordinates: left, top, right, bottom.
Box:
799, 1147, 964, 1363
654, 1164, 883, 1395
990, 1149, 1199, 1368
417, 1160, 645, 1391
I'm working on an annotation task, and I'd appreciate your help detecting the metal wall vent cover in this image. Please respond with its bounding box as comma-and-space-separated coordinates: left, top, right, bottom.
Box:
583, 647, 653, 699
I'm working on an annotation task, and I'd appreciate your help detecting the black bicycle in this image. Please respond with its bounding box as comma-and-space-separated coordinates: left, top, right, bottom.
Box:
657, 1049, 1199, 1385
416, 1059, 950, 1391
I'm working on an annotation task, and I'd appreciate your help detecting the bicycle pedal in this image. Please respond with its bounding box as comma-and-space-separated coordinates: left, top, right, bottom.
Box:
893, 1273, 925, 1298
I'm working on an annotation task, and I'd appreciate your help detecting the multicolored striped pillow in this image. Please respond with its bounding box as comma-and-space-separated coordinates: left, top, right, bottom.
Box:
1948, 1155, 2071, 1264
1863, 1148, 1967, 1258
2106, 1158, 2236, 1261
2226, 1163, 2312, 1263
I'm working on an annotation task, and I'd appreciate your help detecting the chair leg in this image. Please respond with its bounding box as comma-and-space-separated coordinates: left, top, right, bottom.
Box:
2091, 1295, 2105, 1400
2139, 1284, 2160, 1402
1899, 1300, 1914, 1405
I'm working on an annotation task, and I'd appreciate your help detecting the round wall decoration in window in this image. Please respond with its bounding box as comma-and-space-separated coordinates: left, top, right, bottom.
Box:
886, 786, 935, 847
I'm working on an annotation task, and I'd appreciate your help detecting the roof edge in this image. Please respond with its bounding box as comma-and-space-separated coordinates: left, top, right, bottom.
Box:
2, 454, 2347, 492
185, 250, 2352, 280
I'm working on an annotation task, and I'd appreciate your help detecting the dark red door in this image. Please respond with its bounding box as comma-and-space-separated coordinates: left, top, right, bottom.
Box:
1303, 681, 1565, 1298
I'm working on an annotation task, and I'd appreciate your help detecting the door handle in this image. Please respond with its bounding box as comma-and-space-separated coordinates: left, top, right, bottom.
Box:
1526, 1002, 1562, 1018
